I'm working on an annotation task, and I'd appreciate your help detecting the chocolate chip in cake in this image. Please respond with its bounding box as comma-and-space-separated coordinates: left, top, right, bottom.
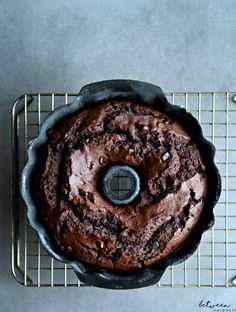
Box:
96, 241, 105, 249
190, 189, 196, 199
67, 246, 72, 253
99, 156, 107, 165
175, 144, 182, 150
162, 152, 170, 161
137, 260, 144, 268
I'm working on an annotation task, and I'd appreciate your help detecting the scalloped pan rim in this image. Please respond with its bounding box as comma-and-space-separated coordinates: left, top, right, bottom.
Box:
20, 80, 221, 289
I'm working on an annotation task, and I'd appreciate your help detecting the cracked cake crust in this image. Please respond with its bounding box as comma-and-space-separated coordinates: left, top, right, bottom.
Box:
34, 99, 207, 271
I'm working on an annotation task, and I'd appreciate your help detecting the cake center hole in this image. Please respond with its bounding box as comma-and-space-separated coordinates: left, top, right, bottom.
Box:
102, 165, 140, 205
109, 173, 133, 197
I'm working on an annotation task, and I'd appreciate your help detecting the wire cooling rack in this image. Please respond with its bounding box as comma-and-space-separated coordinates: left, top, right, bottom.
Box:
11, 92, 236, 287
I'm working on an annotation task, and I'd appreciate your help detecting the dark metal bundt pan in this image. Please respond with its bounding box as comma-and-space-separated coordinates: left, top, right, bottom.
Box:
21, 80, 221, 289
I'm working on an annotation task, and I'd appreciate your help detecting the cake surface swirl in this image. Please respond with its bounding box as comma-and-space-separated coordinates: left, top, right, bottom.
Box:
34, 99, 207, 271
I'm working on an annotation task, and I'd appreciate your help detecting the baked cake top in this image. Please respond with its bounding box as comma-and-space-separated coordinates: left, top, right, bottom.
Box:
34, 100, 207, 271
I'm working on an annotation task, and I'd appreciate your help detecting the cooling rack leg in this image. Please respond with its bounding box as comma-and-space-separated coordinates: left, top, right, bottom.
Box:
11, 95, 34, 285
11, 264, 33, 285
231, 94, 236, 286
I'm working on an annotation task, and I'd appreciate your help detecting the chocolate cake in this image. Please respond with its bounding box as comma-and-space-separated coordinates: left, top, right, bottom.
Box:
34, 99, 207, 271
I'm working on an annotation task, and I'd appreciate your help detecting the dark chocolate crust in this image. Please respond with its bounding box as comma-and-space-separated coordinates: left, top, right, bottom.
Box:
34, 99, 207, 271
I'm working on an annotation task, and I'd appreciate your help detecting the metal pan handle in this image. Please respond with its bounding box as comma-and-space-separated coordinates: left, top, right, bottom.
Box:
72, 79, 168, 110
71, 262, 165, 289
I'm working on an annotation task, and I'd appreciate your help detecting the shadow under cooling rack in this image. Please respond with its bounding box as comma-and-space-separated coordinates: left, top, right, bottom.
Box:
11, 92, 236, 287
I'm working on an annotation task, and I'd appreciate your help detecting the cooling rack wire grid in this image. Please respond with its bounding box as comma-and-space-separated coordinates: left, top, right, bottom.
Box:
11, 92, 236, 287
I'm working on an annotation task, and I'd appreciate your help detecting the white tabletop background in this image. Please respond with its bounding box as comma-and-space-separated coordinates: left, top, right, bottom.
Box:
0, 0, 236, 311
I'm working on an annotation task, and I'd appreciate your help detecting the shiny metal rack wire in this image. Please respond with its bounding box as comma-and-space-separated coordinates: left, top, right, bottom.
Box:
11, 92, 236, 287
